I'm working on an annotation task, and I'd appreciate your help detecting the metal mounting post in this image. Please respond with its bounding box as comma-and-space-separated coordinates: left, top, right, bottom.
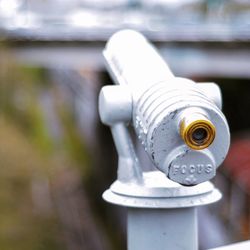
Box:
128, 207, 197, 250
103, 171, 221, 250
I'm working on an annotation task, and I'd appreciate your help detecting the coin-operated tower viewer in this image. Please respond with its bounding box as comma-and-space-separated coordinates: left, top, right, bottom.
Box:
99, 30, 230, 250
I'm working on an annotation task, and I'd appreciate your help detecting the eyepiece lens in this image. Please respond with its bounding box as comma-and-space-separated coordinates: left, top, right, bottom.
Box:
180, 114, 216, 150
192, 128, 208, 144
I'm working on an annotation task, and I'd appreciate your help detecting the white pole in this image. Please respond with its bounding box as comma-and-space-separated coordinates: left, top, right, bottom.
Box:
128, 207, 198, 250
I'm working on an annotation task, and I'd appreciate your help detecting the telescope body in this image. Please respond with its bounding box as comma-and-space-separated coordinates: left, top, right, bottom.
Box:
99, 30, 230, 185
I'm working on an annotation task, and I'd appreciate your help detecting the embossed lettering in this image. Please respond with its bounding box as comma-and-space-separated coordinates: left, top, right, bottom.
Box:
189, 164, 195, 174
205, 164, 213, 173
181, 165, 187, 174
197, 164, 203, 174
172, 165, 180, 175
171, 163, 214, 175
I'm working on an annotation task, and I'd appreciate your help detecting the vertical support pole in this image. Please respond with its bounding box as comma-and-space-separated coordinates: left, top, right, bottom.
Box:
127, 207, 198, 250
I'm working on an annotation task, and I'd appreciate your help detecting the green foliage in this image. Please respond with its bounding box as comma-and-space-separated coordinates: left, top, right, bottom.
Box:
0, 118, 64, 250
0, 46, 91, 249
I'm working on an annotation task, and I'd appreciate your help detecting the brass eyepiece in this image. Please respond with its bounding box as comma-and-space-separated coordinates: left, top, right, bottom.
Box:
180, 114, 216, 150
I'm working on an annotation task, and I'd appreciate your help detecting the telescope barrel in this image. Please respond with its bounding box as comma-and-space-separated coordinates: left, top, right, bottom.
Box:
100, 30, 230, 185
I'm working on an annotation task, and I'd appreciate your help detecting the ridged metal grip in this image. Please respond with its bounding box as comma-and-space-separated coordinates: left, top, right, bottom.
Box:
133, 78, 227, 175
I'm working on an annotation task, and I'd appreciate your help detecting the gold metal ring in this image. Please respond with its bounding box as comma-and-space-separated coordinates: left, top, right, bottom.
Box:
180, 116, 216, 150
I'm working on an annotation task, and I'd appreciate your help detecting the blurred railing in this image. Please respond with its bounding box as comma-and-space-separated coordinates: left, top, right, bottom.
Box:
0, 0, 250, 42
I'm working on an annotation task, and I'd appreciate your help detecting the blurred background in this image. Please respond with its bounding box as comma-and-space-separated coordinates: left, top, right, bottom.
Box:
0, 0, 250, 249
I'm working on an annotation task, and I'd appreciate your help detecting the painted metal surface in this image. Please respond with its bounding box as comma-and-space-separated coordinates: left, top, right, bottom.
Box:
103, 171, 221, 208
99, 30, 231, 250
99, 29, 230, 185
208, 240, 250, 250
128, 207, 197, 250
